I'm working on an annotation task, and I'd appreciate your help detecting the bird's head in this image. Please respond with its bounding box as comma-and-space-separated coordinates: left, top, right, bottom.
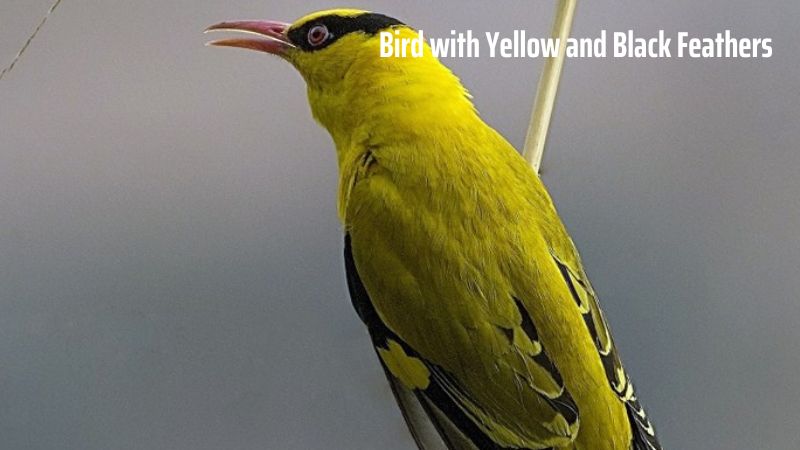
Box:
206, 9, 474, 143
207, 9, 404, 89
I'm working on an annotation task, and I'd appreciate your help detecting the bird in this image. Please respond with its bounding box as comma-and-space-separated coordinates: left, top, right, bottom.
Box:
206, 9, 662, 450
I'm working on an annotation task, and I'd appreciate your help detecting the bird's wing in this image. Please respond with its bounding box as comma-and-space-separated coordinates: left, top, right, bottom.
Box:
344, 234, 575, 450
550, 248, 662, 450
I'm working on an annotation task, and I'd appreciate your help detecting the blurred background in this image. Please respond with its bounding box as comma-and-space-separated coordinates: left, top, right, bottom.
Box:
1, 1, 798, 449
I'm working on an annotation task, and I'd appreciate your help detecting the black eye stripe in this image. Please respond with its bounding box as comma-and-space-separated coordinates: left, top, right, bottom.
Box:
288, 13, 404, 51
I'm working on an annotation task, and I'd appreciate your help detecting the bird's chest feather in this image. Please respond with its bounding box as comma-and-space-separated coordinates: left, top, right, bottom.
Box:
339, 142, 530, 348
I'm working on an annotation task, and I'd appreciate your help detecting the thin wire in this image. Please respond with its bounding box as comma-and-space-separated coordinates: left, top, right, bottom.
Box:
0, 0, 65, 81
522, 0, 577, 173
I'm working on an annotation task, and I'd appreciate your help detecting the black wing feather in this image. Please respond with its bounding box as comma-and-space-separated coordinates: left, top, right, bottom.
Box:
553, 255, 662, 450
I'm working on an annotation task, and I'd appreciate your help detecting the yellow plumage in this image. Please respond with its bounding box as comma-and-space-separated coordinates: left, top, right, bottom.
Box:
208, 8, 661, 450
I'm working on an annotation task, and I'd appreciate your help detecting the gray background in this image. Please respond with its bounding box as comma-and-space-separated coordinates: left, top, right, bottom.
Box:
1, 1, 798, 449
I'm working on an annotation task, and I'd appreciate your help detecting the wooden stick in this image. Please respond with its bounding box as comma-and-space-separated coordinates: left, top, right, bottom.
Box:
0, 0, 65, 81
522, 0, 577, 173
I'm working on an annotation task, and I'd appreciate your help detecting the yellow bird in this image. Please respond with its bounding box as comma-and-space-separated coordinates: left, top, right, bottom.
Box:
207, 9, 662, 450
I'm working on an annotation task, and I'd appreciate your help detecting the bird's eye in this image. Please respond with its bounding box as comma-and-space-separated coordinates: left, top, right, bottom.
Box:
307, 24, 330, 47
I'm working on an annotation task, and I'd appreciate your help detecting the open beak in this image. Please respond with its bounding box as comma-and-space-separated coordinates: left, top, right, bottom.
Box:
204, 20, 294, 56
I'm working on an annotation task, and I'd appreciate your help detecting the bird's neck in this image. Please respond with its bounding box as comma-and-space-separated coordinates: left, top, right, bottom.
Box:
307, 53, 480, 167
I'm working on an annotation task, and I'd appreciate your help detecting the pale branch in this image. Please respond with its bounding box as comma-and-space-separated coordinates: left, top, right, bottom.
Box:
522, 0, 578, 173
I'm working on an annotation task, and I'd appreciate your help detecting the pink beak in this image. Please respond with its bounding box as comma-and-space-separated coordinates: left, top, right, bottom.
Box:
205, 20, 294, 55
